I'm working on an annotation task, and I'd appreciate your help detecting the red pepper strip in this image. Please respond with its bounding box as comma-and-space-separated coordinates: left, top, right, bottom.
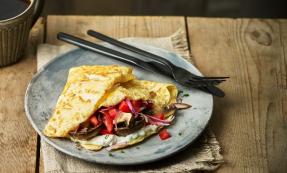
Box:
159, 129, 171, 140
118, 100, 131, 113
108, 108, 118, 119
153, 113, 165, 120
89, 115, 99, 127
99, 106, 115, 112
132, 100, 143, 112
103, 113, 113, 133
99, 129, 112, 135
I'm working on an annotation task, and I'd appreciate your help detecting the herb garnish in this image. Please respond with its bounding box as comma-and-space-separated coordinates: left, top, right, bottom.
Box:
105, 135, 109, 139
178, 90, 189, 98
108, 153, 113, 157
183, 93, 189, 97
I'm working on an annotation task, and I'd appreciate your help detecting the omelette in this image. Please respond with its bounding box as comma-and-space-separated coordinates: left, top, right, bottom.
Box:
44, 65, 190, 151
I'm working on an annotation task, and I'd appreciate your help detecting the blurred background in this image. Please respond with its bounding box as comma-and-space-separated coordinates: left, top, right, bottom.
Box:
43, 0, 287, 18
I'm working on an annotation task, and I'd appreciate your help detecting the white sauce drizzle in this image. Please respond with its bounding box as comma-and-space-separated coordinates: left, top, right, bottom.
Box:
79, 125, 158, 147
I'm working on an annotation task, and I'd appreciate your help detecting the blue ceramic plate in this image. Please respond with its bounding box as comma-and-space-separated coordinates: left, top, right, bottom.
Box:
25, 42, 213, 165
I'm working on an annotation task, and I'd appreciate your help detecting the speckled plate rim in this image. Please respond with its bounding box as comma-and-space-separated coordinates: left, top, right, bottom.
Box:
25, 43, 213, 165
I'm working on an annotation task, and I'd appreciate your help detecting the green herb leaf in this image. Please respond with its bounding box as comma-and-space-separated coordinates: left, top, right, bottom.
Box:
183, 93, 189, 97
105, 135, 109, 139
108, 153, 113, 157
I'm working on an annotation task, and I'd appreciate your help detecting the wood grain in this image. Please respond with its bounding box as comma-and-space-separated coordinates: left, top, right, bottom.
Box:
46, 15, 185, 44
39, 15, 186, 173
0, 19, 44, 173
187, 18, 287, 173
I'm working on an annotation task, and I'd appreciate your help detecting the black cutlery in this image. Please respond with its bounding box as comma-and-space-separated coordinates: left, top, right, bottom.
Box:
57, 32, 227, 97
87, 30, 229, 81
87, 30, 228, 97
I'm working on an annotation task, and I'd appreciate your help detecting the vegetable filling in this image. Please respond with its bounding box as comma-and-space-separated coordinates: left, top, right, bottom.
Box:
69, 99, 172, 140
69, 98, 191, 143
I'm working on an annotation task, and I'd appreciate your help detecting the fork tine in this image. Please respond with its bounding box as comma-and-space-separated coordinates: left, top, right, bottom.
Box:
189, 78, 226, 82
185, 81, 211, 87
186, 79, 225, 87
185, 81, 220, 87
199, 76, 229, 80
192, 76, 229, 80
188, 79, 226, 83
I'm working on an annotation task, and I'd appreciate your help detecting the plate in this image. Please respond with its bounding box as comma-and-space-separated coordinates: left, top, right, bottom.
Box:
25, 42, 213, 165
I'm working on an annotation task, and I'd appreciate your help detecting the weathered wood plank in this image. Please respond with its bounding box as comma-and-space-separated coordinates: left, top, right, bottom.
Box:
187, 18, 287, 173
0, 18, 44, 173
46, 15, 185, 44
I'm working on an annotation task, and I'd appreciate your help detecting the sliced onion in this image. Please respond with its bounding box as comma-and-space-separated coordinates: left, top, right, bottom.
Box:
98, 106, 115, 114
139, 113, 171, 126
145, 114, 171, 124
147, 118, 170, 126
106, 142, 128, 151
69, 124, 103, 140
126, 98, 139, 117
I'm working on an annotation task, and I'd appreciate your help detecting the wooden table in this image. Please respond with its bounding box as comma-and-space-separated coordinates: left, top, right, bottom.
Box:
0, 16, 286, 173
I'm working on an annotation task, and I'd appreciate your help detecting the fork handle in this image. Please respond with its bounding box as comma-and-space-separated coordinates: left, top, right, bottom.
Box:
87, 30, 175, 69
57, 32, 162, 73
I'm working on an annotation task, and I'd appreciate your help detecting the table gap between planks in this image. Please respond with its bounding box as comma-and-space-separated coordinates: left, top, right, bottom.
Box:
0, 15, 286, 173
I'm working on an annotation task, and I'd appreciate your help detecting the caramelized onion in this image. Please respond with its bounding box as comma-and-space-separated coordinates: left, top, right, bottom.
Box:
70, 124, 103, 140
115, 116, 145, 136
165, 103, 192, 111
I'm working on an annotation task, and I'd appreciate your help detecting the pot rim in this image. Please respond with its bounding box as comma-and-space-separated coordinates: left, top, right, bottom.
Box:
0, 0, 35, 23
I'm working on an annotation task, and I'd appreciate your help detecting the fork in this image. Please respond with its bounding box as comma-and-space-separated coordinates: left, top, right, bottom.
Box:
57, 32, 227, 96
87, 30, 228, 85
87, 30, 228, 94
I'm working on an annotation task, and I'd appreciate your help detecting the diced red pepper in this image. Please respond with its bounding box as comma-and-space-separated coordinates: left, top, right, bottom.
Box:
108, 108, 117, 119
159, 129, 171, 140
89, 115, 99, 127
118, 100, 131, 113
154, 113, 165, 120
103, 113, 113, 133
99, 129, 112, 135
132, 100, 142, 112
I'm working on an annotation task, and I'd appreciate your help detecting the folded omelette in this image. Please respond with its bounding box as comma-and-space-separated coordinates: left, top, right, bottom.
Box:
44, 65, 179, 151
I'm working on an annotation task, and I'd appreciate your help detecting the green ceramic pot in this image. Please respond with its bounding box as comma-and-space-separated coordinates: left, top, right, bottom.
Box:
0, 0, 44, 67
